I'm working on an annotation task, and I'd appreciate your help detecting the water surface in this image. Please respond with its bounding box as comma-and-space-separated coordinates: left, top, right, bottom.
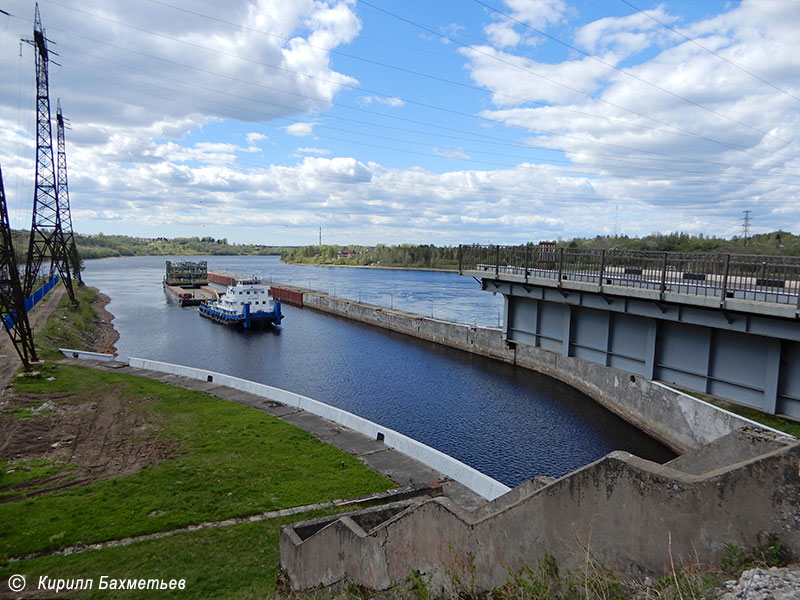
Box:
83, 255, 674, 486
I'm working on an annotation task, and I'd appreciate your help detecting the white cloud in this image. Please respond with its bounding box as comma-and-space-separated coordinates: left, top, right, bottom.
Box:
0, 0, 360, 153
457, 1, 800, 239
3, 0, 800, 245
574, 7, 674, 55
433, 147, 470, 160
285, 121, 318, 137
482, 0, 568, 49
484, 21, 522, 49
361, 96, 405, 108
246, 132, 269, 146
460, 45, 612, 105
296, 147, 331, 155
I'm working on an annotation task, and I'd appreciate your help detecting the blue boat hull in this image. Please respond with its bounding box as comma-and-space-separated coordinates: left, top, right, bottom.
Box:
198, 301, 282, 328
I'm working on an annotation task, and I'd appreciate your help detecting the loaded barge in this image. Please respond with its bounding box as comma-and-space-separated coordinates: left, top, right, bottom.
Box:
163, 260, 217, 307
199, 277, 282, 328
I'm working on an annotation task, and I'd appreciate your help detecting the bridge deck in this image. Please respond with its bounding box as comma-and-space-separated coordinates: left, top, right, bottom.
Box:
460, 246, 799, 319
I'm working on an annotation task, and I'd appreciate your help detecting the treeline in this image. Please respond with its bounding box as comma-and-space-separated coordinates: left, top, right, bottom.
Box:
9, 230, 798, 269
561, 231, 799, 255
75, 233, 286, 259
281, 244, 460, 269
9, 231, 287, 260
282, 231, 800, 270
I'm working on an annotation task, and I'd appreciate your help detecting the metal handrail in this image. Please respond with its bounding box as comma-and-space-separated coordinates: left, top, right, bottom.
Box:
458, 245, 800, 309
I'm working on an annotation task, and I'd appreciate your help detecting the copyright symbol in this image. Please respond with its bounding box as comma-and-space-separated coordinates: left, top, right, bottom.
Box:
8, 574, 26, 592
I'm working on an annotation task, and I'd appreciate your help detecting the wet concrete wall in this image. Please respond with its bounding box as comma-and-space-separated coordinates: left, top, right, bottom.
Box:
301, 292, 779, 453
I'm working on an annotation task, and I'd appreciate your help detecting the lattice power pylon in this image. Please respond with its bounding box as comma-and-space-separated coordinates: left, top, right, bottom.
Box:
0, 163, 38, 369
22, 4, 76, 305
56, 99, 82, 285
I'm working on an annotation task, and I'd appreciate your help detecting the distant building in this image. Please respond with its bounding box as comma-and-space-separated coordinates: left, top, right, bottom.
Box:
337, 249, 356, 259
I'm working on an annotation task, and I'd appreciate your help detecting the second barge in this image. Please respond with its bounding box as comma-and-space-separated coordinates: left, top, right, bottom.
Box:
163, 260, 217, 307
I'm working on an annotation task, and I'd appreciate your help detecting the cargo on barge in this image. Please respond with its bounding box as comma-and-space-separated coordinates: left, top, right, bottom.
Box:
163, 260, 217, 307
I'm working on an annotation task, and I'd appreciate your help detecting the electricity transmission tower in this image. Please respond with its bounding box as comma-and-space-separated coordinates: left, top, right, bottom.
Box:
741, 210, 751, 245
22, 4, 77, 305
0, 163, 38, 369
56, 99, 82, 284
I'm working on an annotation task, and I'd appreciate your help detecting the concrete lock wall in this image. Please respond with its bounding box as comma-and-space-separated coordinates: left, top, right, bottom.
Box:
301, 292, 780, 453
127, 357, 510, 501
281, 429, 800, 593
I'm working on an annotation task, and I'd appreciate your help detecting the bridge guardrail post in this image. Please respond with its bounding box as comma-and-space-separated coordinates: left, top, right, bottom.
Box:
796, 281, 800, 315
557, 247, 564, 285
721, 254, 730, 308
599, 249, 606, 292
524, 245, 529, 282
495, 245, 500, 278
659, 252, 668, 301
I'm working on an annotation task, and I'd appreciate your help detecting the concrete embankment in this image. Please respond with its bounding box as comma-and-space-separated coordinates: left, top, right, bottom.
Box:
269, 284, 787, 454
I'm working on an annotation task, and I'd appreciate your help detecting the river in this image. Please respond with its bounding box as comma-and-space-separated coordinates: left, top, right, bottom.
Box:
82, 255, 674, 487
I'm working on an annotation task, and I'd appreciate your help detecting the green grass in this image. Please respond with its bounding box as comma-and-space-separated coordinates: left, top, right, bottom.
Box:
676, 387, 800, 438
1, 283, 395, 596
0, 509, 339, 599
0, 458, 71, 496
1, 364, 393, 561
713, 401, 800, 438
34, 284, 100, 360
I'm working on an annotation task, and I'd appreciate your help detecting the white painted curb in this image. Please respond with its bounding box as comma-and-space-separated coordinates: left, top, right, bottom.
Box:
128, 356, 511, 501
59, 348, 118, 362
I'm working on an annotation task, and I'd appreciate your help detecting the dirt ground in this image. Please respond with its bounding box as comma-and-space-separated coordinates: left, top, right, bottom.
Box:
0, 285, 177, 500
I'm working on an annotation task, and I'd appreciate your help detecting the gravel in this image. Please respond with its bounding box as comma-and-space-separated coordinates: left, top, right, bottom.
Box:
718, 566, 800, 600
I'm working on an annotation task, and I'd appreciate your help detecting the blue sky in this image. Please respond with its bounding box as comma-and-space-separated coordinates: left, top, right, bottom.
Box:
1, 0, 799, 246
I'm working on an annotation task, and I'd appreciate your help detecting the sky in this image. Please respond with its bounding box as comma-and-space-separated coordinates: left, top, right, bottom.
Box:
0, 0, 799, 246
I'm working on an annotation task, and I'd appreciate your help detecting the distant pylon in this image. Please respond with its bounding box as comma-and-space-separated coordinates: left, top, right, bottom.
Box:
56, 99, 82, 285
22, 4, 76, 305
741, 210, 751, 244
0, 163, 38, 369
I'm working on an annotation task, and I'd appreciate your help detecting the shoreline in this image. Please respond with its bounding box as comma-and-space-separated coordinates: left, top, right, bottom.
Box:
280, 261, 457, 273
92, 289, 120, 356
84, 254, 458, 274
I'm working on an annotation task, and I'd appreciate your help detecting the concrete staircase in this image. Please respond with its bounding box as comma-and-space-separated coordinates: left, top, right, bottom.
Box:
280, 428, 800, 593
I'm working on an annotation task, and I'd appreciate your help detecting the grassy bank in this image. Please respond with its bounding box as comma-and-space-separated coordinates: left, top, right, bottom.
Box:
1, 365, 393, 559
33, 284, 101, 360
0, 286, 393, 596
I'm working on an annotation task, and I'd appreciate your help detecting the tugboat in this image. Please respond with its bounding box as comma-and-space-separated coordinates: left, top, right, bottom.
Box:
198, 277, 282, 328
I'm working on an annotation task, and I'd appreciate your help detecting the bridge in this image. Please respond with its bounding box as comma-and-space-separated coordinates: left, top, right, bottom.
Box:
459, 245, 800, 420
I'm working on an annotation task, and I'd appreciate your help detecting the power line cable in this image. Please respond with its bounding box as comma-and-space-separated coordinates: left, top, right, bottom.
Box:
54, 53, 800, 188
469, 0, 796, 146
42, 0, 799, 165
619, 0, 800, 104
42, 17, 800, 177
53, 39, 800, 181
357, 0, 800, 163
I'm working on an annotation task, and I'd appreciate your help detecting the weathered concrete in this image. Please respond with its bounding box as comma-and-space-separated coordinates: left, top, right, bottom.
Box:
281, 428, 800, 593
300, 292, 787, 453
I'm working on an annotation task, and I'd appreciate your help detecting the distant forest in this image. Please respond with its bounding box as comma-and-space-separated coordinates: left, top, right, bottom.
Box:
8, 230, 799, 272
281, 231, 800, 270
9, 231, 284, 261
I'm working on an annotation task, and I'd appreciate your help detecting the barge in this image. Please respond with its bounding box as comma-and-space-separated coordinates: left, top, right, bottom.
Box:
199, 277, 282, 328
163, 260, 217, 307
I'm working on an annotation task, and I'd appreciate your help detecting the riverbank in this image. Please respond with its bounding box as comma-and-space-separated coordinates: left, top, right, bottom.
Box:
281, 260, 457, 273
0, 288, 420, 597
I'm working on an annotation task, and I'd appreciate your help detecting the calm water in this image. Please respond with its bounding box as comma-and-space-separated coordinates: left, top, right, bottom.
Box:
82, 255, 674, 487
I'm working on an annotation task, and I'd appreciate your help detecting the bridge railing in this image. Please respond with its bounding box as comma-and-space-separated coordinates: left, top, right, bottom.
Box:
458, 245, 800, 307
